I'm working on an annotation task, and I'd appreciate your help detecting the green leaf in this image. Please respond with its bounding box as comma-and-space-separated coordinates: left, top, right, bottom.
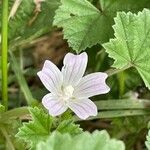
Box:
8, 0, 34, 40
0, 0, 60, 45
10, 0, 60, 40
53, 0, 150, 52
99, 0, 150, 12
37, 130, 125, 150
56, 120, 82, 135
53, 0, 103, 52
16, 107, 52, 149
103, 9, 150, 89
23, 0, 60, 39
16, 107, 82, 149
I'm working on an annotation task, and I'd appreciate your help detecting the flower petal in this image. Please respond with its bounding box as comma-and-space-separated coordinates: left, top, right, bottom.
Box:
37, 60, 63, 93
42, 93, 68, 116
74, 72, 110, 98
68, 98, 97, 120
62, 52, 88, 86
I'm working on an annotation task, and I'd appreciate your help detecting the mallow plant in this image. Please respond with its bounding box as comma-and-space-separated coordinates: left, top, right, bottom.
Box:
1, 0, 150, 150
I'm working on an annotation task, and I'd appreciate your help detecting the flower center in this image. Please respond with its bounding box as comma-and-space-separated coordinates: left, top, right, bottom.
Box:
61, 85, 74, 102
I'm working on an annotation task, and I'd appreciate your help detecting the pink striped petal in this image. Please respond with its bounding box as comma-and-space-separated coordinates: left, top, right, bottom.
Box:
42, 93, 68, 116
68, 99, 97, 120
74, 73, 110, 98
62, 52, 88, 86
37, 60, 63, 94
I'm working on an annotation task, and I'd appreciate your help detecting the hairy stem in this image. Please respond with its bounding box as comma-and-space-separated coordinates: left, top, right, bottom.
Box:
1, 0, 9, 110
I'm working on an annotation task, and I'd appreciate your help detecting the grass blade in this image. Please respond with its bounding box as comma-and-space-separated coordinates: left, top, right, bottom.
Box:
9, 51, 37, 106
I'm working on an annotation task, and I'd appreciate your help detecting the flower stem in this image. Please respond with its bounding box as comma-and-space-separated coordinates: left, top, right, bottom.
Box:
1, 0, 8, 110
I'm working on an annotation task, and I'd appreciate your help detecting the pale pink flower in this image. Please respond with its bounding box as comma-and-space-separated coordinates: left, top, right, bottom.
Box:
37, 52, 110, 119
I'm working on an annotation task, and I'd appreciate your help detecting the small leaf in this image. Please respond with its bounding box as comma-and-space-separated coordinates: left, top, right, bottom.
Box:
37, 130, 125, 150
103, 9, 150, 89
56, 120, 82, 135
16, 107, 52, 149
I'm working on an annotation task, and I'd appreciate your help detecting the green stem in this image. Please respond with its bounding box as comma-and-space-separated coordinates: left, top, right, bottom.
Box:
105, 64, 132, 77
1, 0, 8, 110
117, 71, 125, 97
